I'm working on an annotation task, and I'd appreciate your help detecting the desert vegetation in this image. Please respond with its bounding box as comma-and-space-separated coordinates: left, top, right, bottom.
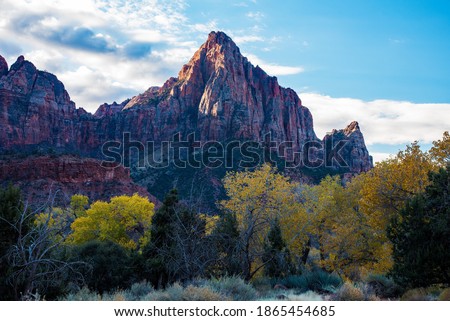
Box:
0, 132, 449, 301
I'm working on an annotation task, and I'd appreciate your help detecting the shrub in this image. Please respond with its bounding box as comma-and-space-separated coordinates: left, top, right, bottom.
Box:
143, 283, 228, 301
60, 287, 101, 301
207, 276, 258, 301
401, 288, 431, 301
279, 275, 308, 290
260, 289, 323, 301
438, 288, 450, 301
144, 283, 184, 301
183, 285, 225, 301
365, 274, 403, 298
251, 277, 273, 295
334, 282, 364, 301
124, 282, 154, 300
69, 240, 134, 294
279, 270, 342, 293
102, 291, 127, 301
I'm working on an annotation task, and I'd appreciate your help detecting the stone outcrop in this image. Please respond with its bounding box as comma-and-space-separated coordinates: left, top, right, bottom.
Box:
0, 155, 156, 206
94, 100, 129, 117
0, 55, 90, 152
0, 31, 373, 178
0, 55, 8, 77
323, 121, 373, 173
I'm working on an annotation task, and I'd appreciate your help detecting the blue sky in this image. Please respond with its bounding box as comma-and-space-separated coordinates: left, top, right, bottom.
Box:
0, 0, 449, 161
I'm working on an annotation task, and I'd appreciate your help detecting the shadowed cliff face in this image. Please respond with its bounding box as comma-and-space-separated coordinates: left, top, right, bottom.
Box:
0, 31, 372, 179
0, 155, 157, 207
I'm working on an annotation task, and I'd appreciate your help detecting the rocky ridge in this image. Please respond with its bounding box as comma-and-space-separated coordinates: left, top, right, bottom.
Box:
0, 155, 156, 207
0, 31, 373, 205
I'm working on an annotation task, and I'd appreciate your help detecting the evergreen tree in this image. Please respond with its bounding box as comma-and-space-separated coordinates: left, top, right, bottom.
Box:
142, 189, 178, 287
263, 218, 294, 278
211, 210, 241, 276
388, 165, 450, 288
0, 184, 24, 300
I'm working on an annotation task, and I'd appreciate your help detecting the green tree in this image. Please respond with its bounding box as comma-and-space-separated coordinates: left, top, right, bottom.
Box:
142, 189, 178, 287
0, 184, 24, 299
211, 210, 241, 276
388, 165, 450, 288
262, 218, 294, 278
143, 189, 211, 286
70, 240, 133, 294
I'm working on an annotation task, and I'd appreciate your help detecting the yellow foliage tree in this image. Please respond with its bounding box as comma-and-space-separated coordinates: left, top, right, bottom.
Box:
429, 131, 450, 167
68, 194, 154, 250
300, 176, 375, 277
346, 142, 436, 274
35, 194, 90, 242
220, 164, 307, 279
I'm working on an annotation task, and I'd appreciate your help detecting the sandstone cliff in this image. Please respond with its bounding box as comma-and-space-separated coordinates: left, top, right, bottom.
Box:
0, 31, 373, 196
0, 155, 156, 206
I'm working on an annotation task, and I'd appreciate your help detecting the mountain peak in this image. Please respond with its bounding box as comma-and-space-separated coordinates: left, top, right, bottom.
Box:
0, 55, 8, 77
205, 31, 235, 47
343, 121, 360, 136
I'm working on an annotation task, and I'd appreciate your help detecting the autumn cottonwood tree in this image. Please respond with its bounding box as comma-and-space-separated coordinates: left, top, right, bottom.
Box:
301, 176, 377, 277
347, 137, 447, 274
68, 194, 154, 250
221, 164, 306, 280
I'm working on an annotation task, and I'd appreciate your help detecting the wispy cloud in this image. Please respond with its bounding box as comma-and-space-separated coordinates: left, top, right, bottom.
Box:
246, 11, 265, 21
233, 35, 264, 44
245, 53, 304, 76
0, 0, 216, 111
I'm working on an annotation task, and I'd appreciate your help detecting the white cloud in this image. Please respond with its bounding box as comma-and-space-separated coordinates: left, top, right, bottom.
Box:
371, 152, 395, 164
246, 11, 265, 20
245, 53, 304, 76
233, 35, 264, 44
300, 93, 450, 149
0, 0, 220, 111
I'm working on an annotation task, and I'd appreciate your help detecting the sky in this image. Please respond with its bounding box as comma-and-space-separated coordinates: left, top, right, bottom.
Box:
0, 0, 449, 162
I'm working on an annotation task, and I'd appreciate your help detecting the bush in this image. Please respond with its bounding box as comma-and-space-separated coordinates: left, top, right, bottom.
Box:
144, 283, 184, 301
438, 288, 450, 301
331, 282, 381, 301
69, 240, 134, 294
261, 290, 323, 301
124, 282, 154, 301
143, 283, 228, 301
334, 282, 364, 301
278, 275, 308, 290
278, 270, 342, 293
207, 277, 257, 301
365, 274, 403, 298
60, 287, 101, 301
401, 288, 431, 301
183, 285, 226, 301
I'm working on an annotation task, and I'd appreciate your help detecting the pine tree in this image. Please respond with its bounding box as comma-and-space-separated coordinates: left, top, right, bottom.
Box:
0, 184, 24, 300
212, 210, 241, 276
388, 165, 450, 288
263, 218, 294, 278
142, 189, 178, 288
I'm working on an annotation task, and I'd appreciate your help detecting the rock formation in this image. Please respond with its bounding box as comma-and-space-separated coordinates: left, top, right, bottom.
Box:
323, 121, 373, 173
0, 155, 156, 207
0, 31, 373, 204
